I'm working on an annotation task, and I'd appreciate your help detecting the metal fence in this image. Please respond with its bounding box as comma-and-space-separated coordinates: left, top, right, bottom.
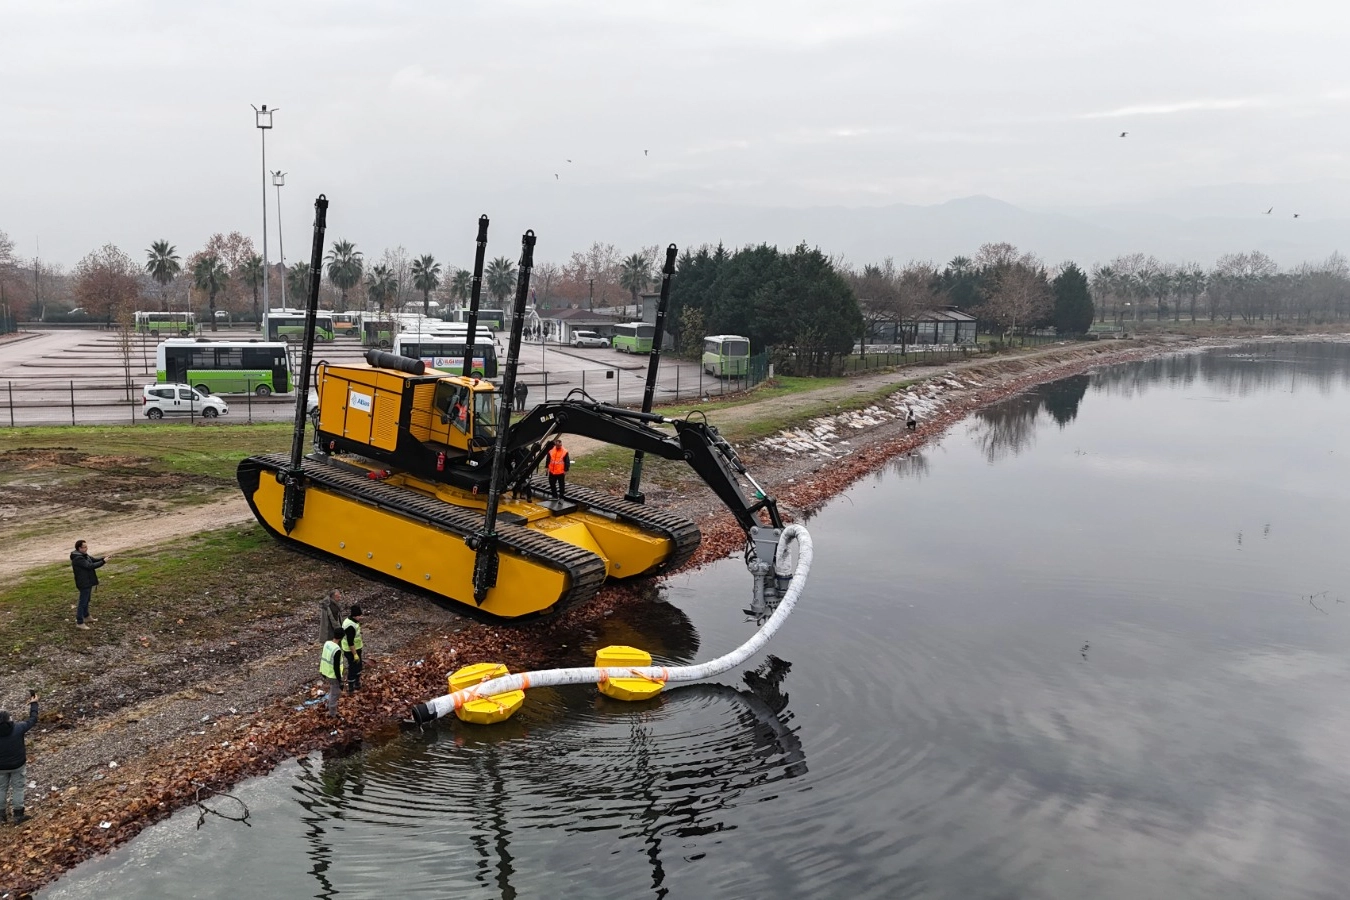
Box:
0, 378, 297, 427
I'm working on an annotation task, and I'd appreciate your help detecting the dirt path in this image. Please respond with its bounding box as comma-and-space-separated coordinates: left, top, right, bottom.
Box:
0, 495, 253, 582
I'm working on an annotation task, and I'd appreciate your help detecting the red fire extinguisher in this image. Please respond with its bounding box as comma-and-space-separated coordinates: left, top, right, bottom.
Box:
437, 451, 446, 472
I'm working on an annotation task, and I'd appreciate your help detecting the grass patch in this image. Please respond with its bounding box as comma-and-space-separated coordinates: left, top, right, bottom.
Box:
0, 523, 337, 663
0, 423, 294, 480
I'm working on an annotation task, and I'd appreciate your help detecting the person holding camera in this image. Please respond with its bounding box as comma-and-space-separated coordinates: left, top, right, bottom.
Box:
1, 691, 39, 825
70, 539, 108, 630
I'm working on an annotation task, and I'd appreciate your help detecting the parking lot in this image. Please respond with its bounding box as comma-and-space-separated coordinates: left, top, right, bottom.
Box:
0, 328, 744, 426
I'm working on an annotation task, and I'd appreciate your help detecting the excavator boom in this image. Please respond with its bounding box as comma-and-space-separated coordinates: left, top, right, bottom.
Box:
504, 398, 782, 536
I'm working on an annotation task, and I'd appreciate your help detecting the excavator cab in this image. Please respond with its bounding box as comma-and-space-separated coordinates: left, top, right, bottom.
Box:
431, 377, 497, 453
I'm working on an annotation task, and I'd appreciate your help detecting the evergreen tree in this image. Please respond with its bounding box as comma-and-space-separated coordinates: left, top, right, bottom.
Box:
1052, 262, 1095, 335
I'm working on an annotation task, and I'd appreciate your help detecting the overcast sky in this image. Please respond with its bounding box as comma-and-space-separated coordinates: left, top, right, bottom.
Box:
4, 0, 1348, 269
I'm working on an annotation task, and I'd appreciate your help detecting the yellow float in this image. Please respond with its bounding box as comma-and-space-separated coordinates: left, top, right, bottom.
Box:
448, 662, 525, 724
596, 645, 665, 701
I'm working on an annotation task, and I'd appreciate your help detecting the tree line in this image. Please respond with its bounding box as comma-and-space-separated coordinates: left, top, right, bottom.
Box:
3, 224, 1348, 351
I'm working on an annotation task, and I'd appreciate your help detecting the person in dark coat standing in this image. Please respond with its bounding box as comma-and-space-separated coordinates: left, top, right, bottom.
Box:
70, 540, 108, 630
514, 380, 529, 412
0, 691, 39, 825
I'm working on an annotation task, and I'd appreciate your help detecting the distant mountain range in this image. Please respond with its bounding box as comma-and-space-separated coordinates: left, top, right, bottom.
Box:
492, 180, 1349, 272
397, 178, 1350, 276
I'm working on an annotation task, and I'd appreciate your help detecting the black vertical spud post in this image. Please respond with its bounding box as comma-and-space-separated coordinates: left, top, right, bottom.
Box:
282, 194, 328, 533
462, 215, 490, 378
470, 229, 535, 604
625, 244, 678, 504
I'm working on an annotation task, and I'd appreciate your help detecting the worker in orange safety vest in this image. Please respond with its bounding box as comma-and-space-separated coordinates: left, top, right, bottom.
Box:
546, 438, 570, 499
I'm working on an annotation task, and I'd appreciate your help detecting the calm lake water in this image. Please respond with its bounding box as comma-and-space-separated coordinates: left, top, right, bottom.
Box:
46, 342, 1350, 899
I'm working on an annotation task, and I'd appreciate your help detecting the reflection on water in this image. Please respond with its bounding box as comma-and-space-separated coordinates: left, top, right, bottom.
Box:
971, 374, 1090, 462
45, 342, 1350, 899
279, 655, 805, 900
1092, 340, 1350, 399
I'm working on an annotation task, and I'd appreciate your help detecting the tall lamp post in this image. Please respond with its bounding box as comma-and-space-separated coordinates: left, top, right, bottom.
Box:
252, 104, 276, 318
272, 170, 286, 313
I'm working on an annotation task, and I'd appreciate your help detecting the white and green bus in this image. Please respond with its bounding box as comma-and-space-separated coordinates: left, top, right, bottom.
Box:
611, 322, 655, 354
134, 311, 196, 336
394, 328, 498, 378
265, 310, 335, 343
157, 339, 293, 396
332, 311, 361, 337
702, 334, 750, 377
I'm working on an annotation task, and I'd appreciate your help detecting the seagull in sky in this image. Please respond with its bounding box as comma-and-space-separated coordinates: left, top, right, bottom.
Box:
1264, 206, 1273, 214
554, 173, 559, 180
1294, 213, 1301, 218
567, 159, 572, 163
644, 149, 649, 156
1119, 131, 1128, 138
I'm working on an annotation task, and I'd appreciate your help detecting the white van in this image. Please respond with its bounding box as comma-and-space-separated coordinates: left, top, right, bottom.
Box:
142, 384, 229, 419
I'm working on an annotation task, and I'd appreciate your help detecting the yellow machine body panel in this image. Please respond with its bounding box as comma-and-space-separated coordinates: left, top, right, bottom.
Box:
247, 471, 571, 619
386, 471, 676, 581
317, 364, 415, 452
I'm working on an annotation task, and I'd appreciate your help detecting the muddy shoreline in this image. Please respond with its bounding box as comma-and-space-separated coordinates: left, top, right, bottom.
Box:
0, 336, 1282, 896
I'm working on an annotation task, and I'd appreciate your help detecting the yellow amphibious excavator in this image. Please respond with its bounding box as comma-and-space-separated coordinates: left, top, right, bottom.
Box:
238, 206, 785, 620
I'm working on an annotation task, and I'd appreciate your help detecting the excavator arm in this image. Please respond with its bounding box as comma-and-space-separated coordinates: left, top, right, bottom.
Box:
504, 397, 783, 535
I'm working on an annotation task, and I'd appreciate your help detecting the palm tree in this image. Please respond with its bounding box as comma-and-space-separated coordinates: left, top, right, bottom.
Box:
619, 252, 652, 305
410, 254, 442, 315
450, 268, 471, 311
192, 254, 229, 332
144, 240, 181, 312
485, 256, 516, 305
239, 254, 263, 330
325, 240, 363, 312
287, 262, 312, 305
365, 264, 397, 315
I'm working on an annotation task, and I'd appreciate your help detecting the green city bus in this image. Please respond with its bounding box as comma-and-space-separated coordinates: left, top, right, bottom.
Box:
156, 339, 293, 395
265, 310, 335, 342
362, 320, 397, 348
134, 310, 196, 336
332, 311, 362, 336
702, 334, 750, 377
611, 322, 655, 354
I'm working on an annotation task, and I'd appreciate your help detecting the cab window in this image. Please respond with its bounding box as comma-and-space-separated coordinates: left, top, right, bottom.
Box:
473, 389, 498, 439
433, 382, 471, 432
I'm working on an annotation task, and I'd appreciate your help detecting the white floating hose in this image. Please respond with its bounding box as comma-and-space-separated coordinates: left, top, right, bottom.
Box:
411, 523, 813, 724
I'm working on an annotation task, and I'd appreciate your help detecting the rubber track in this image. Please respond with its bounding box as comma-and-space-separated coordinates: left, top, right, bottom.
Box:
244, 454, 609, 613
527, 476, 702, 575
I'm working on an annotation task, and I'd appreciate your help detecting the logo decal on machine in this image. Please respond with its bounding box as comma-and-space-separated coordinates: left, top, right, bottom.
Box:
349, 390, 374, 413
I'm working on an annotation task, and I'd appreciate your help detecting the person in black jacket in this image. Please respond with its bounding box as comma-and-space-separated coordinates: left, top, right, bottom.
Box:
1, 691, 39, 825
70, 539, 108, 630
514, 380, 529, 412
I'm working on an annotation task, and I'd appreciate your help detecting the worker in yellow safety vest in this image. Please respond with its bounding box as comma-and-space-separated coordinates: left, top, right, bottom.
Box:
341, 604, 364, 693
319, 628, 344, 717
547, 438, 570, 499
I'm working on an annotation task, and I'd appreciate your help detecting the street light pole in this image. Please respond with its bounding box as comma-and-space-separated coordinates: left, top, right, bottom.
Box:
252, 104, 276, 318
273, 170, 286, 312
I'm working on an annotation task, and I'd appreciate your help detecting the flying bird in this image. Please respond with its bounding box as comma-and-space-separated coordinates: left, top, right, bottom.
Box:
1294, 213, 1301, 218
1264, 207, 1273, 214
1119, 132, 1128, 138
644, 149, 649, 156
567, 159, 572, 163
554, 173, 559, 180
